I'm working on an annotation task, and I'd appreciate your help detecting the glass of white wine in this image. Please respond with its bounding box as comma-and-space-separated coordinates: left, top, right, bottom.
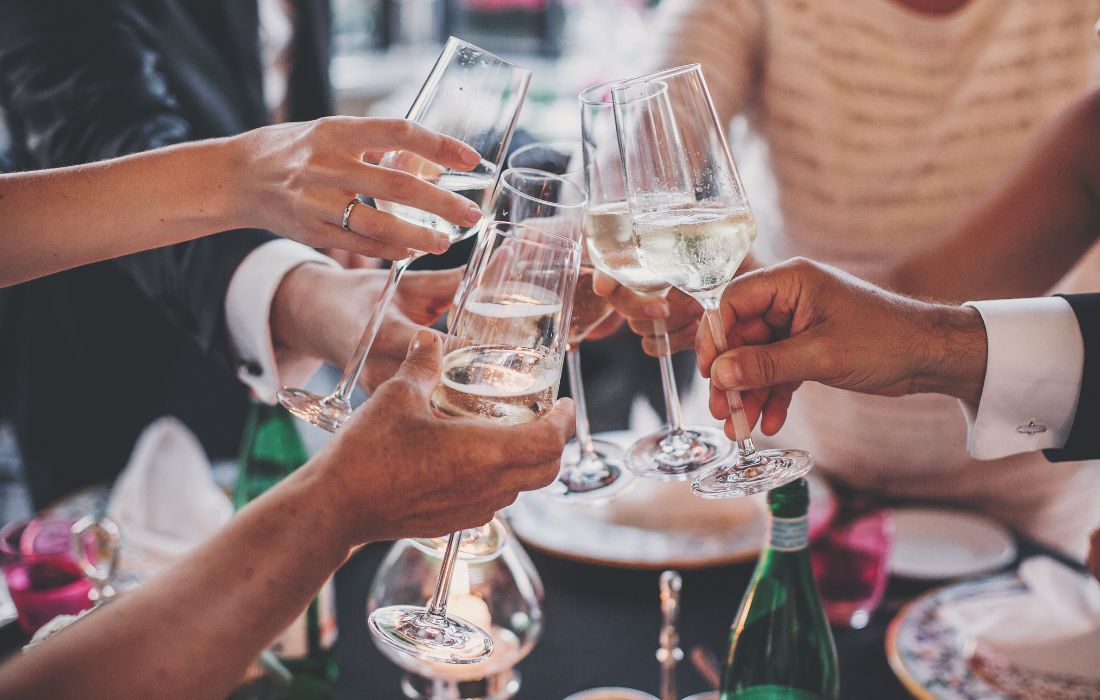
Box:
611, 65, 813, 498
507, 139, 587, 190
278, 37, 531, 433
368, 221, 581, 664
580, 81, 732, 481
496, 166, 632, 501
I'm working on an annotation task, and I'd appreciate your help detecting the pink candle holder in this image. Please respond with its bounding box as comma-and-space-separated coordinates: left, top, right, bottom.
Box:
811, 500, 894, 629
0, 517, 95, 635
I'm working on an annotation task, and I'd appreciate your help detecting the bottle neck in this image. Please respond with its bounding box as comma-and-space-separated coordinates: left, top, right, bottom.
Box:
767, 513, 809, 552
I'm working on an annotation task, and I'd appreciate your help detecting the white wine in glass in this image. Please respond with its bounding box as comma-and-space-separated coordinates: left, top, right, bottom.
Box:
580, 81, 731, 480
368, 221, 580, 666
612, 65, 813, 498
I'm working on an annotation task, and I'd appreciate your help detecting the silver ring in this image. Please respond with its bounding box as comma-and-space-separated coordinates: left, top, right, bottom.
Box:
341, 198, 362, 231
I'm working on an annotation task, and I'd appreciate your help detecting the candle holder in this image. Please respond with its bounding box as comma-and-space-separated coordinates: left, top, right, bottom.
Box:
367, 525, 544, 699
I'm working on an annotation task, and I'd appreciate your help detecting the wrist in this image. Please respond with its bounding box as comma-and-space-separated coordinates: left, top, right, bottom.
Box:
270, 263, 375, 368
217, 133, 254, 231
911, 303, 988, 404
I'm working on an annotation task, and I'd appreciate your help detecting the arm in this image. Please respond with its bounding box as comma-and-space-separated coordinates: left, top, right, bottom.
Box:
0, 332, 575, 700
697, 259, 1091, 462
0, 118, 481, 288
891, 89, 1100, 302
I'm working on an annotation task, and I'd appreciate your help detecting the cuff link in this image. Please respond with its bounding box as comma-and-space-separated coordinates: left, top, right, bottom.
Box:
1017, 419, 1047, 435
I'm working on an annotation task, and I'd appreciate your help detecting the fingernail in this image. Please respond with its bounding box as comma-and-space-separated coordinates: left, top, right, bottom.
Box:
409, 329, 434, 352
464, 203, 482, 224
644, 300, 669, 318
713, 358, 736, 388
461, 147, 480, 167
435, 235, 451, 253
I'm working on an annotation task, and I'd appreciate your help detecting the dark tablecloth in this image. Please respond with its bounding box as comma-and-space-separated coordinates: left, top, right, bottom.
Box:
332, 542, 930, 699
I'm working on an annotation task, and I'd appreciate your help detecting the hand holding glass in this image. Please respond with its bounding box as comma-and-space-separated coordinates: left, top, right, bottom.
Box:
279, 37, 531, 432
368, 222, 580, 664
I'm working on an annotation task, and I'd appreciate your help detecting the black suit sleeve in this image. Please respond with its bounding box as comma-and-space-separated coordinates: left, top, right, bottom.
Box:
1044, 293, 1100, 462
0, 1, 275, 360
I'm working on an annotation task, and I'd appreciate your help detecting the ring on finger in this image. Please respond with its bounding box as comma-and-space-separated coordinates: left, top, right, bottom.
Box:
341, 196, 365, 232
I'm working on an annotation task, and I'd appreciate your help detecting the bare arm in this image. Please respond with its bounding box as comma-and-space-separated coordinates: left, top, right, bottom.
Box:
891, 90, 1100, 302
0, 333, 575, 700
0, 117, 482, 288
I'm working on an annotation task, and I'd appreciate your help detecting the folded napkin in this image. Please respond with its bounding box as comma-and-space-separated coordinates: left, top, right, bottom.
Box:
106, 417, 233, 561
938, 556, 1100, 679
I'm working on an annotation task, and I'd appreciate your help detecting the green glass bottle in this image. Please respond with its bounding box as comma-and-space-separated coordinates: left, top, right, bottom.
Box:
721, 478, 839, 700
236, 401, 339, 698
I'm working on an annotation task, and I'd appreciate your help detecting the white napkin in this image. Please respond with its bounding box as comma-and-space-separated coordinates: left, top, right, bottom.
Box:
106, 417, 233, 560
938, 556, 1100, 679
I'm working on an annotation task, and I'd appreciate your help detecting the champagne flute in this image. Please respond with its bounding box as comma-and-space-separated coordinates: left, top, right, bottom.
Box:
611, 65, 813, 498
497, 166, 631, 500
580, 81, 732, 481
368, 221, 581, 664
278, 37, 531, 432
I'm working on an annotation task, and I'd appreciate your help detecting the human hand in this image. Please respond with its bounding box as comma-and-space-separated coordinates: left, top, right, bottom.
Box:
697, 258, 988, 436
591, 271, 702, 355
310, 330, 576, 544
232, 117, 483, 260
270, 264, 464, 391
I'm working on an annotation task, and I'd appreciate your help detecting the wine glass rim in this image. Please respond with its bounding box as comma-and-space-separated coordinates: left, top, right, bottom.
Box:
610, 64, 702, 103
442, 35, 532, 76
484, 220, 581, 253
578, 80, 622, 106
500, 167, 588, 209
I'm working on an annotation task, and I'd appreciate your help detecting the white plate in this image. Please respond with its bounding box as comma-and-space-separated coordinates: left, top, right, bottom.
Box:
506, 431, 835, 570
890, 507, 1016, 580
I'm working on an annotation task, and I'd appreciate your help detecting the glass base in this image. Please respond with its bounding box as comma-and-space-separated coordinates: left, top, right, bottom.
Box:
410, 518, 508, 563
624, 425, 732, 481
277, 387, 351, 433
691, 448, 813, 498
368, 605, 493, 665
544, 439, 631, 502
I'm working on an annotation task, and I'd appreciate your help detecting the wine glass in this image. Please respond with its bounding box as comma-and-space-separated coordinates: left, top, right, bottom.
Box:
580, 81, 732, 481
611, 65, 813, 498
497, 166, 631, 501
507, 139, 587, 189
278, 37, 531, 432
368, 221, 581, 664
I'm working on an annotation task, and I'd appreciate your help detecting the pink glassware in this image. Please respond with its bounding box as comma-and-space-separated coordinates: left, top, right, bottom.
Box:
811, 502, 894, 630
1, 517, 95, 634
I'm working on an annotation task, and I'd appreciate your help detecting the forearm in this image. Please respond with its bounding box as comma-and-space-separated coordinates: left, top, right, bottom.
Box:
0, 459, 352, 700
891, 91, 1100, 302
0, 138, 247, 287
909, 303, 988, 405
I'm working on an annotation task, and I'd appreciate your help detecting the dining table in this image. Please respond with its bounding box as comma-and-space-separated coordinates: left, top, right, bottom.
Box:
0, 479, 1080, 700
328, 532, 1067, 700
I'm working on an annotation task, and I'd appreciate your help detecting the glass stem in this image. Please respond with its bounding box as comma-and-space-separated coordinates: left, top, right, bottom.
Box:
566, 348, 600, 466
330, 258, 410, 402
653, 319, 688, 435
427, 531, 461, 617
701, 304, 756, 455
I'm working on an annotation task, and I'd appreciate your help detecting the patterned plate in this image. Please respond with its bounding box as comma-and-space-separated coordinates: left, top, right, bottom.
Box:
886, 573, 1100, 700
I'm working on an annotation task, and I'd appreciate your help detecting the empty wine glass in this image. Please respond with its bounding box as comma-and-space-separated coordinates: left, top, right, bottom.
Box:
368, 221, 581, 664
278, 37, 531, 432
580, 81, 732, 481
611, 65, 813, 498
496, 167, 631, 501
507, 139, 587, 189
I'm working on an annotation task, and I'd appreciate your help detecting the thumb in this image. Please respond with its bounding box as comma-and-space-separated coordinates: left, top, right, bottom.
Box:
710, 336, 817, 392
392, 329, 444, 392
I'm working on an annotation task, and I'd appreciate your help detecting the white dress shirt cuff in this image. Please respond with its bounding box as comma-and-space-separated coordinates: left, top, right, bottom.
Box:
225, 240, 338, 403
960, 297, 1083, 460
